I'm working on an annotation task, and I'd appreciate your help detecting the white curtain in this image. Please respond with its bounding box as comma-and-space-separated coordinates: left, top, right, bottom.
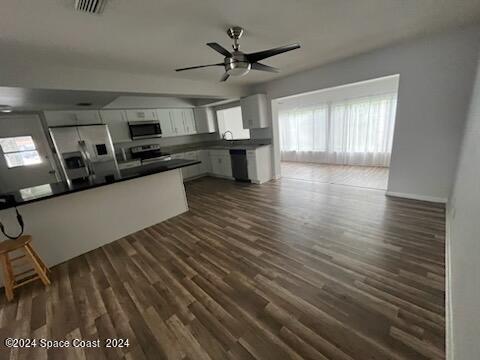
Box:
279, 93, 397, 167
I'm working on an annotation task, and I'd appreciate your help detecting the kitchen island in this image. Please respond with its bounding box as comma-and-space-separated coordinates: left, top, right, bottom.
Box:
0, 159, 199, 278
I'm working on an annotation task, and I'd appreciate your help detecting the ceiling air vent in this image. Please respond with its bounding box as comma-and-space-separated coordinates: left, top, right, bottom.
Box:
74, 0, 106, 14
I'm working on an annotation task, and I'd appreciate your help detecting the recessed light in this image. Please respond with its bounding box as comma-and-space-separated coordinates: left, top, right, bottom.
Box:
0, 105, 13, 113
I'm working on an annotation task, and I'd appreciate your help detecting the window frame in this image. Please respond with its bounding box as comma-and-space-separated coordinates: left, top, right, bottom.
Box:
216, 106, 251, 140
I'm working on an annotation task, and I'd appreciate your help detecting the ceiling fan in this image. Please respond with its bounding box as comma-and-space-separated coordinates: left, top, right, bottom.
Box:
175, 26, 300, 82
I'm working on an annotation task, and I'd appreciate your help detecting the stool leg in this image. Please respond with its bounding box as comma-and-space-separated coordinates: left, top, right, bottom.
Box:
0, 254, 14, 301
26, 244, 50, 273
24, 246, 50, 286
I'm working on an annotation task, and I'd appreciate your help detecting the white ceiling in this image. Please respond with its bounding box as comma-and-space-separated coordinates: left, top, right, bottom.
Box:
1, 0, 480, 86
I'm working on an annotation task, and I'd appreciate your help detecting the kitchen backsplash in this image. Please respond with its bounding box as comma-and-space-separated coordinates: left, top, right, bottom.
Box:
113, 119, 273, 162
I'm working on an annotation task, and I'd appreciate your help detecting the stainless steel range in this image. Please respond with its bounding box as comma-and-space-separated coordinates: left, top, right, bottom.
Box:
130, 144, 171, 164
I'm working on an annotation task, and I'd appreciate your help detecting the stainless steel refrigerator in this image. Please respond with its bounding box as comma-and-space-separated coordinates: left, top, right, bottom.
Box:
49, 125, 119, 184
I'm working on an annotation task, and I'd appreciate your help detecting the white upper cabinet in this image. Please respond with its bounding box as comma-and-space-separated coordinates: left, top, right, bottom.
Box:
240, 94, 269, 129
181, 109, 197, 135
125, 109, 158, 122
44, 110, 103, 127
194, 107, 216, 134
46, 107, 203, 140
167, 109, 197, 136
99, 110, 130, 143
156, 109, 175, 137
171, 109, 185, 135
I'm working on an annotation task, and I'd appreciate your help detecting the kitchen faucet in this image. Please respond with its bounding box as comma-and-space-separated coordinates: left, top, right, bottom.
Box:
222, 131, 234, 142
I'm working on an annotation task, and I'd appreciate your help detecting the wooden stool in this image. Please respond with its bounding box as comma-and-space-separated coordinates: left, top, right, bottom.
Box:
0, 235, 50, 301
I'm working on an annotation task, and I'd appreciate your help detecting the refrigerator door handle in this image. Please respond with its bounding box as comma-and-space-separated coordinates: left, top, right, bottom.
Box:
78, 140, 95, 176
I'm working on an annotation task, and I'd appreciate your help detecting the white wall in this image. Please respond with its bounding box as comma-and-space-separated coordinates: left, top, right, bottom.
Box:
252, 25, 480, 202
447, 52, 480, 360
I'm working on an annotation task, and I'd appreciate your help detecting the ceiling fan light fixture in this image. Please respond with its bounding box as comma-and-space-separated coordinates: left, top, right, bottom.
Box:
226, 61, 251, 77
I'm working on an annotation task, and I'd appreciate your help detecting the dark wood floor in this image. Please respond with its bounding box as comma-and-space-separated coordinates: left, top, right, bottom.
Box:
0, 177, 446, 360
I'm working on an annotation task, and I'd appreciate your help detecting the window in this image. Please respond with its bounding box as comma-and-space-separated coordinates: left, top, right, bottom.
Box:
279, 93, 397, 167
0, 136, 42, 168
216, 106, 250, 140
20, 184, 52, 200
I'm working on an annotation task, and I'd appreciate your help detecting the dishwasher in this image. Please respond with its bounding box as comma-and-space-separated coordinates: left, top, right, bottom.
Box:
229, 149, 250, 182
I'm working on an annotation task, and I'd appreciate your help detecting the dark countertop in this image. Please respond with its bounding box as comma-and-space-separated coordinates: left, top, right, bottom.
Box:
117, 142, 272, 165
0, 159, 200, 211
164, 142, 271, 154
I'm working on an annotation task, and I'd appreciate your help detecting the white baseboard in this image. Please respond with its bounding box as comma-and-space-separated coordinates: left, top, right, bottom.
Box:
386, 191, 447, 204
446, 206, 454, 360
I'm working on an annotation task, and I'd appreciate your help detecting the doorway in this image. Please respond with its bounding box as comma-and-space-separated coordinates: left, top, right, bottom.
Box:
0, 114, 59, 193
274, 75, 399, 190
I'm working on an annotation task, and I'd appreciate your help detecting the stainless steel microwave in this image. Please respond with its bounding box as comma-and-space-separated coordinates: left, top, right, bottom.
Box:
128, 121, 162, 140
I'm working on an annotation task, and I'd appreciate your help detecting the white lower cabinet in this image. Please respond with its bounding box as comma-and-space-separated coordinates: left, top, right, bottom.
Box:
172, 146, 271, 183
197, 150, 210, 174
246, 146, 272, 183
209, 150, 232, 178
170, 152, 187, 179
172, 150, 209, 181
183, 151, 198, 179
209, 154, 222, 176
247, 150, 258, 182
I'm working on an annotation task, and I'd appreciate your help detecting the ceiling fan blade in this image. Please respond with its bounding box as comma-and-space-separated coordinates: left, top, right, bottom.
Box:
251, 62, 280, 73
246, 43, 300, 62
220, 73, 230, 82
207, 42, 231, 57
175, 63, 224, 72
